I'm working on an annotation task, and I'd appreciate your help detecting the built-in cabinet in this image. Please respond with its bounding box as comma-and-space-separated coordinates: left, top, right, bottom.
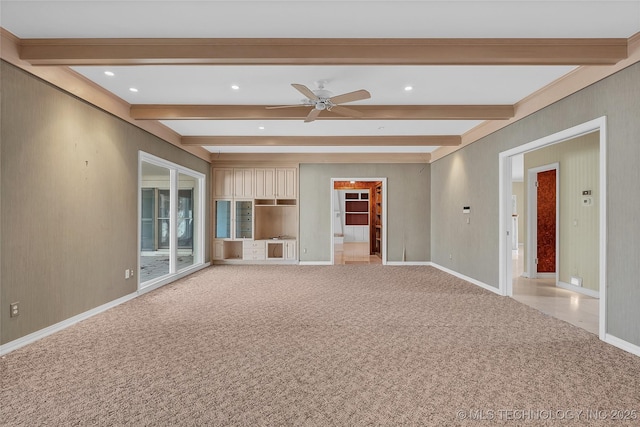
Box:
213, 166, 298, 263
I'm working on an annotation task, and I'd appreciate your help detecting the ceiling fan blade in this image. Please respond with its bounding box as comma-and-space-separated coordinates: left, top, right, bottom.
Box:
329, 89, 371, 105
292, 83, 319, 101
304, 108, 322, 123
330, 105, 364, 118
265, 105, 305, 109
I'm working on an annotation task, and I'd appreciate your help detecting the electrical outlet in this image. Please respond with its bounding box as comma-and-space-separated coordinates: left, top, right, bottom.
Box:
10, 302, 19, 318
449, 253, 453, 260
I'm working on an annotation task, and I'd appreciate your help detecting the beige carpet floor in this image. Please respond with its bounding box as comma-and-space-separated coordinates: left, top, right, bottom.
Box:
1, 265, 639, 426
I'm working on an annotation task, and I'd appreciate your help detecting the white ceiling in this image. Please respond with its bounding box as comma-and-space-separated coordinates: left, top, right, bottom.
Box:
2, 1, 639, 156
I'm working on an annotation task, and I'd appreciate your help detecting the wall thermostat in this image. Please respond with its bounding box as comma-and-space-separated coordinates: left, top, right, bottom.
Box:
463, 206, 471, 214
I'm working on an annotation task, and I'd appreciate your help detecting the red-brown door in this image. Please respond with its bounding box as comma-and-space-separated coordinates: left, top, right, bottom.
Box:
537, 169, 556, 273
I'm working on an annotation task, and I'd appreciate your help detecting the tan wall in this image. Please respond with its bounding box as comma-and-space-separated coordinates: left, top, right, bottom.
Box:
431, 61, 640, 346
299, 163, 430, 263
522, 133, 599, 291
0, 62, 211, 344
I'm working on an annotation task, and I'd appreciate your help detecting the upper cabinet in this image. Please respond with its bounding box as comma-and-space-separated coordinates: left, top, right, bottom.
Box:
233, 168, 254, 198
213, 168, 234, 198
276, 168, 297, 199
255, 168, 276, 199
214, 166, 297, 201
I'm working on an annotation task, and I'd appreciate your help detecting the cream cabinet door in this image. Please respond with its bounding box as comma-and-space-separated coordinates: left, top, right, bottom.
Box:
284, 241, 297, 260
255, 168, 275, 199
233, 168, 254, 198
213, 168, 234, 198
213, 240, 225, 260
275, 168, 297, 199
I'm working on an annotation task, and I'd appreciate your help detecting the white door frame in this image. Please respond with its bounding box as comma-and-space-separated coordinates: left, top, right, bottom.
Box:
330, 178, 387, 265
527, 163, 560, 281
498, 117, 607, 339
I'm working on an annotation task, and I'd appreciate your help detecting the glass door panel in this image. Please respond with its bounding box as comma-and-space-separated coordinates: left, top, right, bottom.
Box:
141, 188, 155, 251
178, 173, 197, 271
235, 200, 253, 239
215, 200, 232, 239
157, 189, 171, 249
140, 162, 170, 282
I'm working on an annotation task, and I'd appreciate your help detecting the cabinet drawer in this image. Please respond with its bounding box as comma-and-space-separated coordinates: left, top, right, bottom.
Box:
243, 250, 266, 260
243, 248, 266, 255
243, 241, 265, 250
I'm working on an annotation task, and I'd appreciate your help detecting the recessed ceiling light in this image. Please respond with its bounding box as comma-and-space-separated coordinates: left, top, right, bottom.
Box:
404, 86, 413, 91
378, 126, 385, 130
129, 87, 138, 93
350, 180, 356, 184
104, 71, 115, 77
258, 126, 265, 130
231, 84, 240, 90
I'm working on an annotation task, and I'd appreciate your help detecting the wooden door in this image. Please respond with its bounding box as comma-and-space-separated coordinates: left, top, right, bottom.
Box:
536, 169, 556, 273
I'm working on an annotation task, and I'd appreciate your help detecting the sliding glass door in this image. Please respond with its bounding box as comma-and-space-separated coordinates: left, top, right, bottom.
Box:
139, 153, 205, 288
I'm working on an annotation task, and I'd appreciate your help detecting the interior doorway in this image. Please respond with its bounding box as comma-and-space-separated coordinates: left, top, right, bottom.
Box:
499, 118, 606, 339
331, 178, 386, 265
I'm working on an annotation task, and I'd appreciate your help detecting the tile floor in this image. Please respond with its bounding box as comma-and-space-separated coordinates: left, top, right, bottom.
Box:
334, 242, 382, 265
511, 245, 599, 335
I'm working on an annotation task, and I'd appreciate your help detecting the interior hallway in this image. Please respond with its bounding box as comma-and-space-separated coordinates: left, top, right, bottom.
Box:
511, 245, 599, 334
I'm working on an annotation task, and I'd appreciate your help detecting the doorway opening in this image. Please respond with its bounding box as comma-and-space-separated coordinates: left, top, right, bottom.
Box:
499, 117, 606, 339
331, 178, 387, 265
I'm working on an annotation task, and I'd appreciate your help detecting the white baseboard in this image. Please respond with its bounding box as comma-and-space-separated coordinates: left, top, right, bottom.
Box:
605, 334, 640, 357
430, 263, 502, 296
0, 292, 137, 356
1, 262, 211, 356
557, 281, 600, 298
298, 261, 332, 265
385, 261, 431, 266
536, 273, 556, 279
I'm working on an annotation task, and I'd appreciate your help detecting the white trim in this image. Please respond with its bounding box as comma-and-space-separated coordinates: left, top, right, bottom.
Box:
0, 292, 137, 356
430, 262, 502, 296
330, 178, 387, 266
298, 261, 332, 265
386, 261, 431, 266
557, 281, 600, 299
536, 272, 556, 279
498, 116, 607, 341
604, 334, 640, 358
597, 120, 607, 340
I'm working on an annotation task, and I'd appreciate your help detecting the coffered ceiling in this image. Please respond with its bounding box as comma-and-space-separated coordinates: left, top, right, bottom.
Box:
1, 1, 639, 163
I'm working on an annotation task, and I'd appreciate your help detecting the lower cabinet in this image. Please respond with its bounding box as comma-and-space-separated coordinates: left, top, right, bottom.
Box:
213, 239, 296, 263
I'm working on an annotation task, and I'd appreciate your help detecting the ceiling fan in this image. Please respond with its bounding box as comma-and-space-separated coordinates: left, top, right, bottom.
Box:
267, 82, 371, 123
